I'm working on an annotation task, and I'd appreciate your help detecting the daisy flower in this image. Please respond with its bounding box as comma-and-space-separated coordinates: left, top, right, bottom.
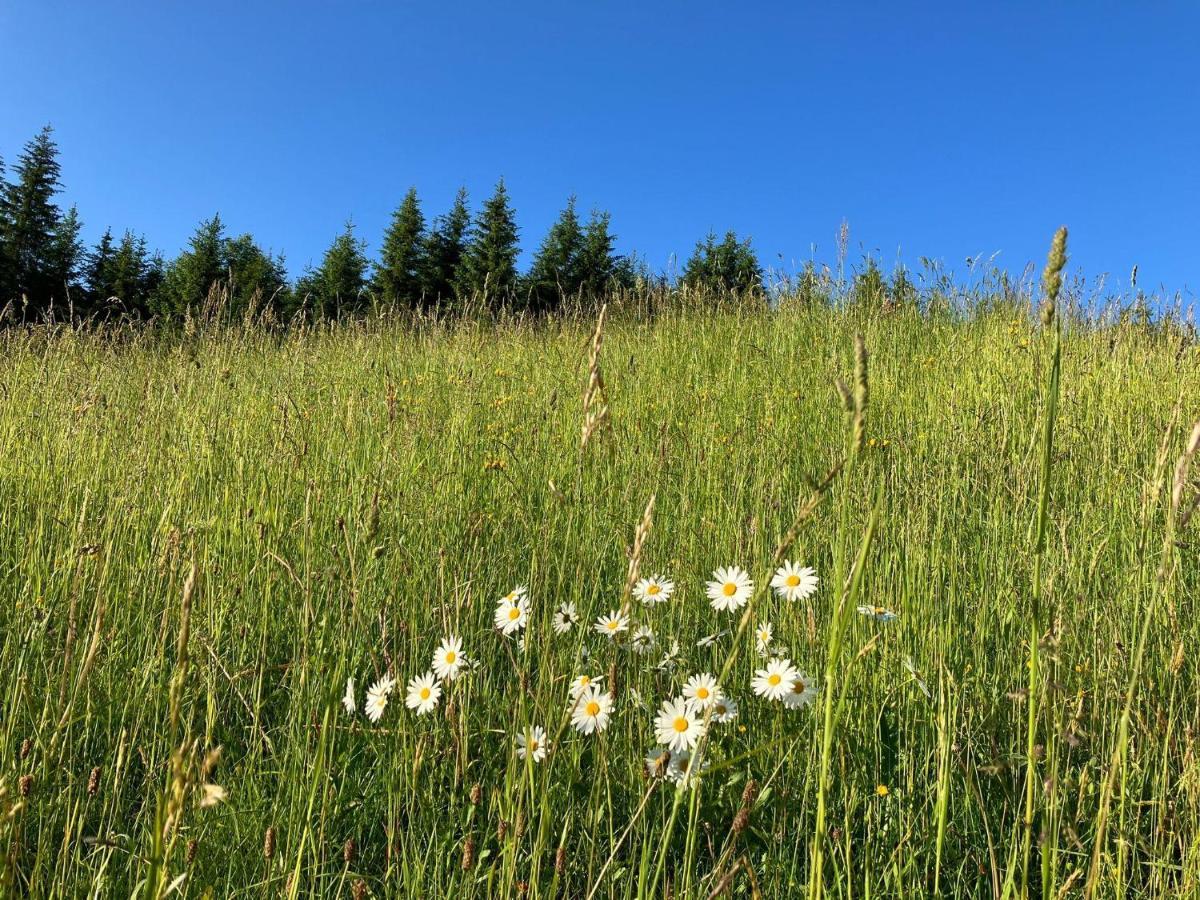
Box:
654, 697, 705, 753
770, 561, 819, 602
856, 604, 899, 623
594, 610, 629, 638
631, 625, 656, 654
706, 566, 753, 612
516, 725, 549, 762
657, 640, 682, 672
695, 631, 728, 648
711, 695, 739, 723
502, 585, 529, 604
644, 747, 674, 779
782, 670, 819, 709
667, 749, 707, 789
570, 674, 603, 698
432, 635, 466, 681
681, 673, 722, 711
405, 671, 442, 715
364, 675, 396, 723
755, 622, 773, 653
752, 658, 800, 702
553, 602, 579, 635
571, 686, 613, 735
494, 595, 529, 636
342, 677, 356, 715
634, 575, 675, 605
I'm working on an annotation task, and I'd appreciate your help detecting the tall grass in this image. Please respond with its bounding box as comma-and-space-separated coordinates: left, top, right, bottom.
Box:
1, 267, 1198, 897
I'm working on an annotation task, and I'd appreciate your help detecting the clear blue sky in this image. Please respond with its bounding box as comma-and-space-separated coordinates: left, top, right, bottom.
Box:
2, 1, 1196, 293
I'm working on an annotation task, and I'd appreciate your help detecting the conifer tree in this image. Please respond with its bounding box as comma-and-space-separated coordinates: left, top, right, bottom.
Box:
681, 230, 763, 295
577, 210, 624, 300
0, 153, 10, 304
155, 215, 226, 317
374, 188, 426, 310
419, 188, 470, 308
1, 126, 68, 314
84, 227, 117, 311
293, 223, 369, 318
49, 205, 84, 313
525, 196, 583, 313
456, 179, 519, 307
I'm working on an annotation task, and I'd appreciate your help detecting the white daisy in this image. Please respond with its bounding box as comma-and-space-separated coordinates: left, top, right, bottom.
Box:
570, 674, 603, 698
571, 686, 612, 735
631, 625, 656, 654
342, 677, 356, 715
752, 658, 800, 702
695, 630, 728, 648
856, 604, 899, 623
405, 671, 442, 715
681, 673, 722, 711
594, 610, 629, 638
771, 561, 819, 602
634, 575, 675, 605
710, 695, 739, 723
755, 622, 773, 653
364, 674, 395, 723
654, 697, 705, 753
644, 746, 674, 779
667, 748, 706, 789
657, 640, 682, 672
516, 725, 549, 762
502, 585, 529, 604
706, 566, 753, 612
432, 635, 466, 681
494, 595, 529, 636
553, 601, 579, 634
782, 670, 819, 709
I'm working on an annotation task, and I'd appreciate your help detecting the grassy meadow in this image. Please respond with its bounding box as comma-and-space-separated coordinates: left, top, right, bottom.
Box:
2, 283, 1199, 897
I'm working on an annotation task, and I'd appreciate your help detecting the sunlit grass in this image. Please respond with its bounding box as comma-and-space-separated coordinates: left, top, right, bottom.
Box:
1, 288, 1198, 897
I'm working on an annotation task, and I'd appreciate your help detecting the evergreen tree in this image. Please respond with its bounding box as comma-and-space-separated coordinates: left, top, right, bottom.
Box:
577, 210, 626, 299
525, 196, 583, 313
681, 231, 763, 295
851, 257, 886, 305
456, 179, 519, 307
1, 126, 69, 314
86, 229, 161, 317
419, 188, 470, 308
374, 188, 426, 310
49, 205, 84, 313
222, 233, 290, 314
155, 215, 225, 317
292, 224, 369, 318
0, 153, 10, 305
84, 227, 117, 311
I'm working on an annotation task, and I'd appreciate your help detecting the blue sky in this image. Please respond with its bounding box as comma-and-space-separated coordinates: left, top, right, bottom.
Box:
2, 1, 1196, 293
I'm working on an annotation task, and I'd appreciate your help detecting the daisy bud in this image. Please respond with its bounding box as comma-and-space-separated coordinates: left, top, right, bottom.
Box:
186, 839, 199, 865
19, 775, 33, 797
343, 838, 356, 865
263, 826, 277, 860
461, 836, 476, 870
87, 766, 101, 796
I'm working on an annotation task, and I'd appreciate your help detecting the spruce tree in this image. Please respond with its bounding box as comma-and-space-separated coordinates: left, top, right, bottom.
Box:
456, 179, 519, 307
49, 205, 84, 314
155, 215, 226, 317
374, 188, 426, 310
293, 224, 369, 318
1, 126, 67, 314
85, 227, 117, 311
419, 188, 470, 308
525, 196, 583, 314
682, 231, 763, 295
222, 233, 290, 315
577, 210, 623, 301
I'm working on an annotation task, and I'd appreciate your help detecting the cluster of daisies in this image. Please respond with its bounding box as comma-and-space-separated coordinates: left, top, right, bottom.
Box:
337, 561, 859, 790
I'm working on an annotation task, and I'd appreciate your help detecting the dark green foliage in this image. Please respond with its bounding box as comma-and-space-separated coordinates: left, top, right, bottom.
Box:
419, 188, 470, 308
681, 230, 763, 294
851, 257, 887, 306
85, 228, 163, 317
155, 215, 289, 320
890, 265, 919, 307
578, 210, 630, 299
0, 126, 81, 315
456, 179, 519, 307
292, 224, 369, 318
374, 188, 426, 310
525, 197, 584, 313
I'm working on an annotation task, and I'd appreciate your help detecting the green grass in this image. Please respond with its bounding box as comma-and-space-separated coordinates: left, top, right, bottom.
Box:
1, 294, 1198, 898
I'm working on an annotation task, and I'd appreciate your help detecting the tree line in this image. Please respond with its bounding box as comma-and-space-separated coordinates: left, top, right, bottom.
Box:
0, 126, 768, 323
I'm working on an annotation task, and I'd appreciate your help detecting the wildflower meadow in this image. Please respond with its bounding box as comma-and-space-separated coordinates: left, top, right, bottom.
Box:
2, 234, 1200, 898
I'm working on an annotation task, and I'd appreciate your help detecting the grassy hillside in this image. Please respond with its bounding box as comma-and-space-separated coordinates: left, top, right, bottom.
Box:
1, 296, 1198, 897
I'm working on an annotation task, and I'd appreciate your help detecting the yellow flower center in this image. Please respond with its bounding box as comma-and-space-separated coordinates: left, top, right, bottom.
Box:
530, 740, 539, 751
793, 680, 806, 693
786, 574, 800, 587
445, 652, 456, 664
508, 607, 521, 621
579, 677, 590, 687
673, 717, 690, 733
768, 674, 781, 686
722, 582, 737, 597
647, 584, 661, 595
696, 687, 709, 700
607, 620, 618, 630
585, 701, 600, 716
419, 687, 430, 700
759, 632, 769, 641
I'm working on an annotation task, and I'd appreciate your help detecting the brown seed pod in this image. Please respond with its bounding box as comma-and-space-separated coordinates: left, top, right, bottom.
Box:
186, 839, 199, 864
343, 838, 356, 865
469, 782, 482, 806
263, 826, 277, 860
19, 738, 31, 760
19, 775, 34, 797
87, 766, 101, 796
461, 836, 476, 870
